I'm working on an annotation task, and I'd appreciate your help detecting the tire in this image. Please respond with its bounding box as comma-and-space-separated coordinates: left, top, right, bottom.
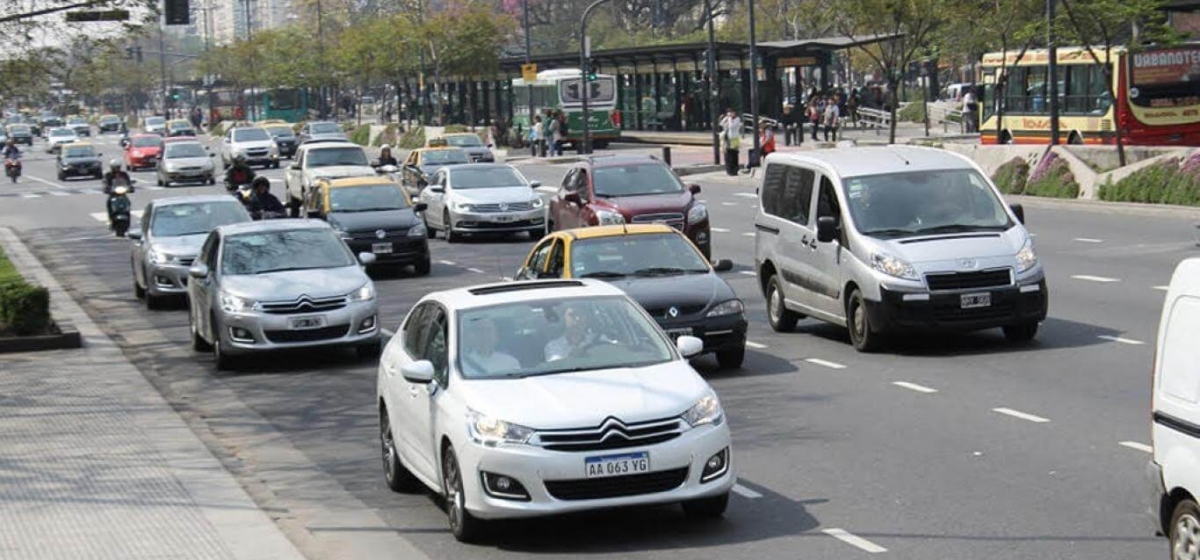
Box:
380, 408, 420, 492
444, 211, 461, 243
1170, 498, 1200, 560
442, 444, 485, 543
190, 309, 212, 352
57, 171, 64, 181
414, 258, 431, 276
1068, 132, 1083, 145
212, 316, 237, 371
134, 275, 145, 299
156, 176, 164, 186
208, 176, 216, 185
846, 288, 882, 352
682, 492, 729, 520
765, 275, 800, 333
527, 227, 545, 240
1002, 322, 1039, 343
356, 340, 381, 359
716, 346, 745, 369
1001, 131, 1014, 145
287, 196, 301, 218
145, 292, 160, 310
424, 215, 436, 239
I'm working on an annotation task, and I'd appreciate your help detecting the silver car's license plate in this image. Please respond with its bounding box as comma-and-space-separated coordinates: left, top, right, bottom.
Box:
960, 293, 991, 309
372, 242, 393, 254
585, 451, 650, 479
290, 315, 325, 330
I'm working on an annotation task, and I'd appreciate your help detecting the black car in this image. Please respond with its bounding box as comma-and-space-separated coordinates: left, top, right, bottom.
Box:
98, 115, 123, 133
56, 143, 104, 180
262, 124, 298, 158
305, 178, 431, 274
6, 124, 33, 146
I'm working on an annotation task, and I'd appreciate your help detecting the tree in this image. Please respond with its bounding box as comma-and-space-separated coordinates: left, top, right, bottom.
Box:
425, 5, 517, 125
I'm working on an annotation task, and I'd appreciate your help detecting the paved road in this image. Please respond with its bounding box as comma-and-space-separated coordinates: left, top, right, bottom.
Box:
2, 130, 1196, 559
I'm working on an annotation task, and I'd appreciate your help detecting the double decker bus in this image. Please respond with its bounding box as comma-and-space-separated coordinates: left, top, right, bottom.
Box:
979, 45, 1200, 146
513, 69, 621, 149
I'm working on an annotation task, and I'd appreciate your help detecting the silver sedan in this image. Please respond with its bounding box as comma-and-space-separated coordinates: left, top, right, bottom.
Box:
419, 163, 546, 243
156, 141, 218, 186
186, 220, 380, 370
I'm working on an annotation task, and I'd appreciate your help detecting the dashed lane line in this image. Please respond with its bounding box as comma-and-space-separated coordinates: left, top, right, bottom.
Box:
1119, 441, 1152, 453
734, 192, 757, 199
438, 260, 457, 266
22, 174, 69, 189
712, 227, 731, 233
805, 358, 846, 370
1098, 335, 1145, 345
892, 381, 938, 394
47, 190, 70, 196
741, 232, 755, 237
721, 202, 738, 206
745, 341, 768, 349
1071, 275, 1120, 283
992, 407, 1050, 423
823, 528, 888, 554
738, 271, 756, 276
466, 267, 486, 274
382, 328, 395, 338
88, 210, 144, 224
1073, 238, 1104, 243
20, 193, 40, 199
1155, 286, 1170, 292
731, 483, 763, 499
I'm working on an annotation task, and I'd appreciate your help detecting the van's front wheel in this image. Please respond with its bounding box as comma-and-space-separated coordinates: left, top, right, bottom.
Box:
1170, 499, 1200, 560
766, 275, 799, 332
847, 289, 882, 352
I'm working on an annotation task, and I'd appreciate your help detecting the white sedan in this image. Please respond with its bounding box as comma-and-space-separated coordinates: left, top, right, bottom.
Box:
376, 279, 734, 542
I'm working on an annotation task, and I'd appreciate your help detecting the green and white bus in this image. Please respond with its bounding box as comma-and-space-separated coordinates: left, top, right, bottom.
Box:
513, 68, 621, 149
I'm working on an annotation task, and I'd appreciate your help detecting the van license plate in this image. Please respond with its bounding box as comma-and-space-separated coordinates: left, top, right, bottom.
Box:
289, 316, 325, 330
372, 242, 393, 254
585, 451, 651, 479
665, 327, 693, 339
960, 293, 991, 309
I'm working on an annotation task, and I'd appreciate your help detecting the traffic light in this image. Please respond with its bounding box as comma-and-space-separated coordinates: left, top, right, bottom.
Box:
164, 0, 189, 25
586, 60, 598, 82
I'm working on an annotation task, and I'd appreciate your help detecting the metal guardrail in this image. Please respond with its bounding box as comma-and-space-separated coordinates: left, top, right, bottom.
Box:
927, 104, 967, 133
856, 106, 891, 134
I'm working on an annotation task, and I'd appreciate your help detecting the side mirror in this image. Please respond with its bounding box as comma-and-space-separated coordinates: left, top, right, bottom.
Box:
816, 216, 839, 243
358, 252, 377, 265
529, 180, 542, 189
401, 360, 435, 384
676, 335, 703, 358
210, 153, 217, 158
370, 159, 381, 168
126, 230, 143, 241
688, 183, 701, 195
429, 185, 444, 194
188, 263, 210, 279
1010, 203, 1025, 224
413, 202, 428, 212
712, 258, 733, 272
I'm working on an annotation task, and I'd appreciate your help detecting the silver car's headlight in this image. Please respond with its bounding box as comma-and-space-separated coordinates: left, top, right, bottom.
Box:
407, 222, 427, 237
348, 283, 375, 302
467, 409, 534, 446
220, 292, 255, 313
682, 391, 724, 428
452, 200, 473, 213
595, 209, 625, 225
706, 299, 744, 318
871, 252, 918, 280
1016, 238, 1038, 273
687, 203, 708, 223
530, 196, 544, 209
147, 248, 168, 264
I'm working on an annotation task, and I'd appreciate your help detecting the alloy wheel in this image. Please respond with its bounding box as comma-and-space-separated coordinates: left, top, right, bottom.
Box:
443, 450, 464, 533
1175, 511, 1200, 560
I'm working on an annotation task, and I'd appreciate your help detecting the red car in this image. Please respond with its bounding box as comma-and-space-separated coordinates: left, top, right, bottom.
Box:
549, 155, 713, 259
123, 134, 164, 170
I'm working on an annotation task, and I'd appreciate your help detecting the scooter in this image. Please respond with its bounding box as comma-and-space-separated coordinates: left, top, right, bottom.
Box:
5, 158, 20, 183
108, 184, 132, 237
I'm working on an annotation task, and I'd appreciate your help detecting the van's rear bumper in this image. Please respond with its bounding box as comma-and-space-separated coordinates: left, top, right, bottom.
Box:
866, 280, 1048, 333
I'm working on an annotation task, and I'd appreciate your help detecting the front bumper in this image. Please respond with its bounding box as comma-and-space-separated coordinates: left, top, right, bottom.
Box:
276, 142, 297, 157
656, 312, 747, 354
241, 152, 279, 166
458, 422, 734, 520
163, 169, 215, 183
129, 155, 159, 168
450, 209, 546, 233
13, 136, 32, 145
146, 261, 193, 296
217, 299, 380, 355
344, 236, 429, 265
60, 165, 102, 177
866, 279, 1049, 333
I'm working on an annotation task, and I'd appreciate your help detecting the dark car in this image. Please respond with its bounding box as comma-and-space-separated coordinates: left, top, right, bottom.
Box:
6, 124, 33, 146
399, 147, 471, 196
549, 155, 713, 259
262, 124, 298, 158
297, 121, 346, 144
66, 116, 91, 137
56, 142, 104, 180
98, 115, 123, 133
304, 176, 431, 274
441, 132, 494, 162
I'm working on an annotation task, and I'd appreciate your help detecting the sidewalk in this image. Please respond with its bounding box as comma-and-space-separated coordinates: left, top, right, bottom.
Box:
0, 228, 308, 560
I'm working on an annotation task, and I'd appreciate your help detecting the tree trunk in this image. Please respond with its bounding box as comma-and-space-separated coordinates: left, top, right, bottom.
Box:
888, 83, 899, 144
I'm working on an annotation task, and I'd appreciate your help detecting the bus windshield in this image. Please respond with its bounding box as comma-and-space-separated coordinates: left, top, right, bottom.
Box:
560, 76, 616, 104
1128, 46, 1200, 109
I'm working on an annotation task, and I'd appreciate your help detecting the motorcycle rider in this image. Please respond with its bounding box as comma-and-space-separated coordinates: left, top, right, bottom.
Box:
248, 176, 285, 219
3, 138, 20, 182
224, 154, 256, 191
377, 144, 398, 167
102, 159, 132, 194
106, 184, 132, 234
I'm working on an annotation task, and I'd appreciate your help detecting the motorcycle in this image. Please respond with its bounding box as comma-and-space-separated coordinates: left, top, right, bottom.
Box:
108, 183, 132, 237
5, 158, 20, 183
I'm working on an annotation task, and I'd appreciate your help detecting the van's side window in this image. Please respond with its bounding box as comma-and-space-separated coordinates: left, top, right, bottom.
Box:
761, 164, 786, 216
780, 167, 815, 225
817, 175, 841, 220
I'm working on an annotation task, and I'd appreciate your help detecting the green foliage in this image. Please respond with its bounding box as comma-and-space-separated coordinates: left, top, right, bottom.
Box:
349, 124, 371, 146
444, 124, 469, 134
897, 93, 926, 123
0, 248, 21, 287
0, 250, 50, 337
993, 158, 1030, 194
396, 126, 426, 150
1099, 157, 1200, 206
1024, 155, 1079, 198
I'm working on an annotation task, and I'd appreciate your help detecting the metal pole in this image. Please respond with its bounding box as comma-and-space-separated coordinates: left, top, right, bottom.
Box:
417, 0, 427, 125
1047, 0, 1059, 145
705, 0, 719, 165
317, 0, 325, 118
522, 0, 533, 137
747, 0, 760, 164
204, 0, 214, 128
158, 20, 168, 119
244, 0, 254, 121
579, 0, 612, 155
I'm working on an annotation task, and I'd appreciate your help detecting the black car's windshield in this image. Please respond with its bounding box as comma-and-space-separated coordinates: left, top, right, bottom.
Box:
49, 128, 73, 137
9, 125, 30, 133
62, 145, 95, 158
67, 117, 87, 125
571, 233, 709, 278
152, 202, 248, 237
165, 143, 207, 159
169, 121, 191, 130
329, 185, 409, 212
222, 229, 353, 275
101, 116, 120, 124
132, 136, 163, 148
593, 163, 684, 197
845, 169, 1012, 238
307, 147, 369, 167
445, 135, 483, 147
421, 150, 469, 165
450, 167, 524, 189
265, 126, 294, 137
456, 296, 673, 379
310, 122, 341, 134
233, 128, 270, 142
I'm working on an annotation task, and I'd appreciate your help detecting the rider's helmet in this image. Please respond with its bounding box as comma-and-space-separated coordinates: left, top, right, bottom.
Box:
251, 176, 271, 192
109, 159, 122, 172
5, 138, 14, 147
234, 153, 247, 165
380, 144, 391, 152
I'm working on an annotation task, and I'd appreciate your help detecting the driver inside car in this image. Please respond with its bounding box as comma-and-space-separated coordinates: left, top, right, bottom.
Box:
461, 316, 520, 375
544, 303, 615, 362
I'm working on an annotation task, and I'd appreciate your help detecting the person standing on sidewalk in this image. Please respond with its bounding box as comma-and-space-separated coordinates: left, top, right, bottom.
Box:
808, 98, 822, 141
529, 115, 543, 157
719, 108, 742, 176
759, 121, 776, 158
824, 96, 841, 142
548, 111, 562, 156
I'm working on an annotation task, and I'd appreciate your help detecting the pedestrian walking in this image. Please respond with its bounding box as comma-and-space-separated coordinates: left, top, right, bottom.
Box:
529, 116, 543, 157
718, 108, 742, 176
962, 86, 978, 133
548, 112, 562, 156
558, 113, 570, 153
808, 98, 821, 141
847, 91, 860, 128
759, 121, 776, 159
823, 96, 840, 142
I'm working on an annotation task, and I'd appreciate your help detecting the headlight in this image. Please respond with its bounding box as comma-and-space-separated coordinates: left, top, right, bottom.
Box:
706, 299, 744, 317
1016, 238, 1038, 273
348, 283, 375, 302
530, 196, 544, 208
220, 292, 255, 313
467, 409, 534, 446
595, 209, 625, 225
147, 249, 168, 264
871, 252, 918, 280
407, 222, 427, 237
132, 150, 143, 157
452, 200, 474, 213
682, 391, 724, 428
687, 203, 708, 224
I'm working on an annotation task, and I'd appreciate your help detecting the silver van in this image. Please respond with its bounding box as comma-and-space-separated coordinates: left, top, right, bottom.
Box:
753, 146, 1048, 351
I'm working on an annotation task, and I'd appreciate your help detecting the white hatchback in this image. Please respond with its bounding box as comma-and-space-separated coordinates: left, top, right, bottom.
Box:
376, 279, 734, 542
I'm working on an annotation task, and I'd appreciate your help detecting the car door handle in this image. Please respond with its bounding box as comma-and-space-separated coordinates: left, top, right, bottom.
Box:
408, 385, 420, 397
756, 224, 780, 235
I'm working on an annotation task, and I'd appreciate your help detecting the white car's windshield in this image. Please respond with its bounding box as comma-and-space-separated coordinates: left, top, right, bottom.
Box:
451, 167, 524, 188
593, 163, 684, 197
456, 296, 673, 380
845, 169, 1013, 238
571, 233, 710, 278
445, 135, 482, 147
265, 126, 293, 137
165, 143, 207, 159
50, 129, 74, 137
145, 118, 165, 126
307, 147, 369, 168
222, 229, 354, 275
233, 128, 270, 142
421, 150, 469, 165
310, 122, 341, 134
152, 202, 248, 237
329, 185, 409, 212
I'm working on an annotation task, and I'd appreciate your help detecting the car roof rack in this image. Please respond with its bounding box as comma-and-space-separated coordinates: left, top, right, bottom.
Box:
468, 280, 584, 295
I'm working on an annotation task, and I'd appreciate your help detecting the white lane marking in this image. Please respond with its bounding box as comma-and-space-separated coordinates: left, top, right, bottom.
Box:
893, 381, 938, 394
992, 407, 1050, 423
722, 202, 738, 206
1098, 335, 1145, 345
22, 174, 69, 189
1073, 238, 1104, 243
535, 186, 557, 195
735, 192, 757, 199
47, 190, 71, 196
711, 227, 731, 233
145, 185, 165, 191
823, 528, 888, 554
438, 260, 457, 266
698, 199, 707, 204
741, 232, 755, 237
1119, 441, 1152, 453
466, 267, 485, 274
731, 483, 762, 499
1154, 285, 1170, 292
20, 193, 41, 198
1071, 275, 1120, 283
739, 270, 756, 276
745, 341, 768, 349
806, 358, 846, 370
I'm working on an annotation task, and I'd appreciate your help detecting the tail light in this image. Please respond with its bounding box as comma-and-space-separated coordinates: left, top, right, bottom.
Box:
611, 110, 622, 128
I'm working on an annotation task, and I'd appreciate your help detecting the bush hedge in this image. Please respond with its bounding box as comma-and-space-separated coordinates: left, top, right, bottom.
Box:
443, 124, 469, 134
349, 124, 371, 146
992, 157, 1030, 194
1099, 153, 1200, 206
1023, 152, 1080, 198
0, 249, 51, 337
396, 126, 426, 150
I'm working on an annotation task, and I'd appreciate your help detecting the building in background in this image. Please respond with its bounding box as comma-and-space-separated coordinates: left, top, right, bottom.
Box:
199, 0, 295, 46
1163, 0, 1200, 39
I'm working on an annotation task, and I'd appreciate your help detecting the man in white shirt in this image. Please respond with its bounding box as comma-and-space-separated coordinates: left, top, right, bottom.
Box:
718, 108, 742, 176
544, 303, 612, 362
462, 317, 520, 376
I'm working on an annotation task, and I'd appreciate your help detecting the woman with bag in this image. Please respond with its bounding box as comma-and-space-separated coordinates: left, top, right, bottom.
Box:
718, 108, 742, 176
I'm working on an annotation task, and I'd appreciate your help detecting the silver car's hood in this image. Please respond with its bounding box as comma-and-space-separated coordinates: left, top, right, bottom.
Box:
164, 156, 213, 169
305, 165, 375, 180
150, 233, 207, 258
222, 266, 367, 301
451, 186, 538, 205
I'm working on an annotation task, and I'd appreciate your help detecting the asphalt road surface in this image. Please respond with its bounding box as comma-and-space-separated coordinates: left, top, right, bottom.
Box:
3, 129, 1196, 559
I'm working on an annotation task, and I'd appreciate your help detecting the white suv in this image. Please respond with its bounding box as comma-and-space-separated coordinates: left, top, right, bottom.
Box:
376, 279, 734, 542
284, 142, 376, 217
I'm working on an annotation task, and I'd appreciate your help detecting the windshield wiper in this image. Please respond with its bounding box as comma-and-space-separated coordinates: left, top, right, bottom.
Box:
580, 271, 626, 278
863, 228, 918, 238
633, 267, 687, 276
253, 266, 321, 274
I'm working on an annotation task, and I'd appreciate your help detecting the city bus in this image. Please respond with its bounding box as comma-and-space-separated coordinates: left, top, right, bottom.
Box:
979, 45, 1200, 146
260, 88, 310, 122
513, 69, 621, 149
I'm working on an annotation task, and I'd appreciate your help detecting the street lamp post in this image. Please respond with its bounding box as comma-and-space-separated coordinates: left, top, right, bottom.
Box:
704, 0, 719, 165
1047, 0, 1060, 145
747, 0, 760, 166
578, 0, 613, 155
522, 0, 533, 138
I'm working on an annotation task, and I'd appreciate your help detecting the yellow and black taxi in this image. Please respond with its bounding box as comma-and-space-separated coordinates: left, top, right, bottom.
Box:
399, 145, 470, 196
56, 142, 105, 180
304, 176, 431, 274
515, 224, 747, 368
